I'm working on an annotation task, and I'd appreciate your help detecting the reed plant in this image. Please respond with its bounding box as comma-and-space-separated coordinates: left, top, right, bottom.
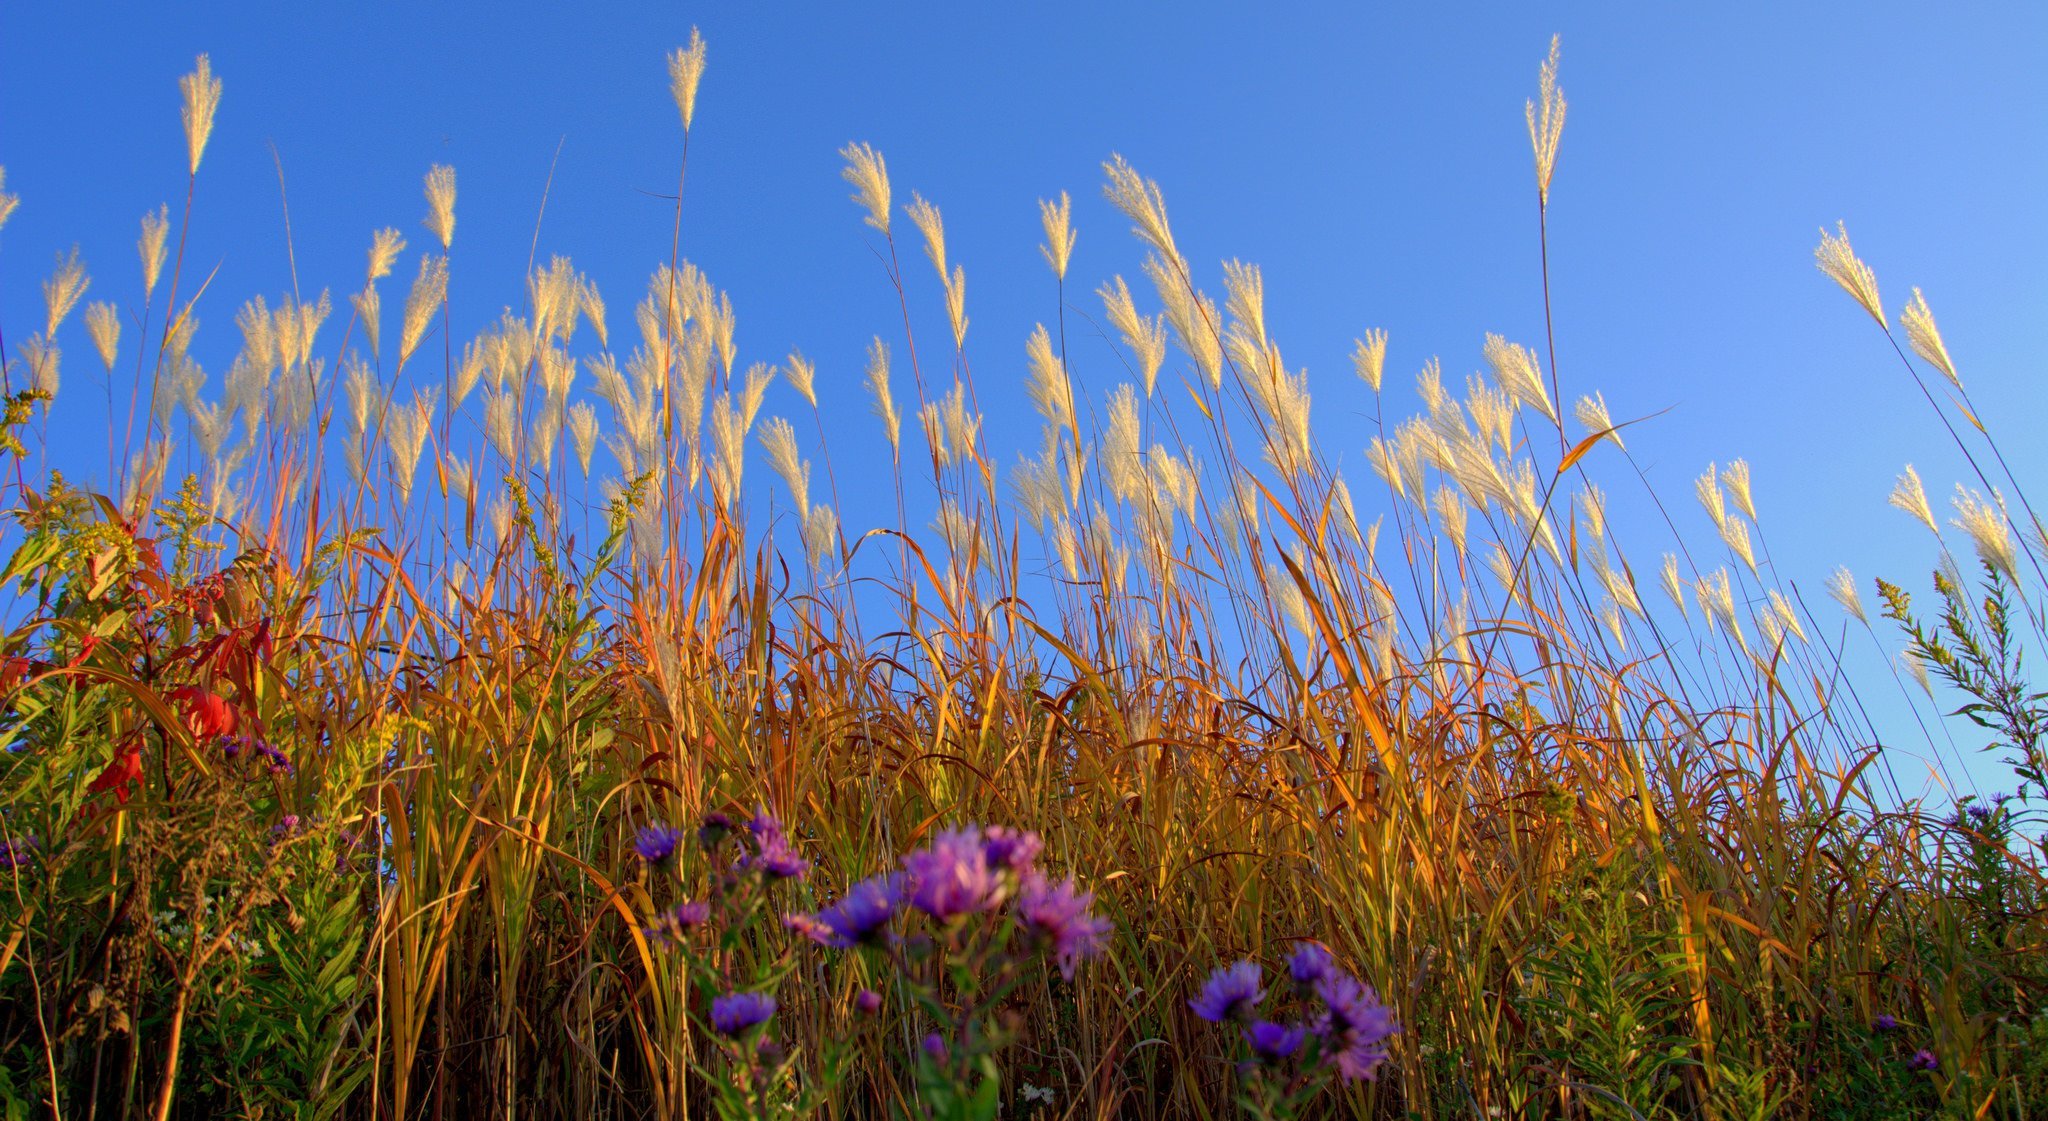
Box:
0, 33, 2043, 1121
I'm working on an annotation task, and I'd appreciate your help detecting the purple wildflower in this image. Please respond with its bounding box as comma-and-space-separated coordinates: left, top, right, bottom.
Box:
1965, 802, 1992, 825
709, 991, 777, 1037
903, 827, 1005, 920
1287, 943, 1336, 987
644, 899, 712, 944
251, 739, 294, 776
1312, 971, 1398, 1082
0, 835, 36, 870
1191, 961, 1265, 1023
634, 824, 686, 867
922, 1032, 949, 1062
981, 826, 1043, 874
855, 988, 883, 1015
740, 811, 810, 879
220, 735, 245, 761
1244, 1019, 1305, 1063
1016, 873, 1112, 980
790, 873, 902, 948
699, 811, 736, 850
1907, 1048, 1939, 1072
1872, 1013, 1899, 1032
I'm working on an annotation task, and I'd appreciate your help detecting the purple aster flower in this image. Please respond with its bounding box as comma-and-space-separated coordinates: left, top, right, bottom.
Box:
1906, 1049, 1939, 1072
1312, 971, 1398, 1082
738, 810, 810, 879
1965, 803, 1992, 825
709, 991, 777, 1037
1190, 960, 1265, 1023
1287, 943, 1336, 987
855, 988, 882, 1015
981, 826, 1043, 874
250, 739, 294, 776
790, 872, 903, 948
0, 835, 37, 871
699, 811, 736, 849
644, 899, 712, 944
1872, 1013, 1899, 1032
1244, 1020, 1305, 1063
220, 735, 245, 761
1016, 873, 1112, 980
903, 827, 1004, 920
922, 1032, 949, 1062
1993, 791, 2013, 806
634, 824, 686, 867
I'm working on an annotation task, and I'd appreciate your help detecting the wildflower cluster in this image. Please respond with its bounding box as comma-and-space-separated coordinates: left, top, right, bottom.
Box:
634, 808, 837, 1120
1191, 945, 1399, 1120
785, 825, 1111, 1120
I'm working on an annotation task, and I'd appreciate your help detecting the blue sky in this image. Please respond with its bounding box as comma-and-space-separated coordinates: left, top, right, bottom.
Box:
3, 4, 2044, 800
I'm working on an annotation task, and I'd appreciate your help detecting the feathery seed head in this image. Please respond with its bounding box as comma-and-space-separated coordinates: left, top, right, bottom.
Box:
1222, 260, 1268, 356
1889, 465, 1938, 534
1102, 154, 1180, 264
1352, 328, 1388, 393
839, 142, 891, 235
0, 167, 17, 232
22, 337, 59, 400
1721, 515, 1757, 574
139, 206, 171, 297
351, 283, 386, 355
1815, 222, 1884, 326
1526, 36, 1565, 205
386, 391, 436, 505
1039, 192, 1076, 281
905, 192, 946, 277
1434, 485, 1470, 556
668, 29, 708, 130
1950, 486, 2018, 584
803, 503, 839, 569
424, 165, 457, 250
180, 55, 223, 175
42, 249, 89, 338
759, 415, 809, 516
1482, 333, 1555, 422
566, 402, 599, 476
1723, 459, 1756, 521
1826, 566, 1867, 624
86, 302, 120, 371
943, 264, 969, 348
863, 337, 900, 455
784, 349, 817, 408
1573, 391, 1621, 449
1900, 288, 1959, 389
399, 255, 450, 367
1104, 384, 1143, 504
1661, 553, 1687, 617
367, 228, 406, 283
1900, 649, 1933, 697
1099, 275, 1166, 396
1025, 323, 1075, 434
1695, 463, 1727, 531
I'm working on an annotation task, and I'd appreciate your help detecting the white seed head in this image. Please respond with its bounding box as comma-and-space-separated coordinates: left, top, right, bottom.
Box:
668, 28, 708, 130
1815, 222, 1884, 327
1038, 192, 1076, 281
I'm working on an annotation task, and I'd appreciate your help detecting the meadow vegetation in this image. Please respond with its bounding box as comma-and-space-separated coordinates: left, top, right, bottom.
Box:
1, 32, 2044, 1121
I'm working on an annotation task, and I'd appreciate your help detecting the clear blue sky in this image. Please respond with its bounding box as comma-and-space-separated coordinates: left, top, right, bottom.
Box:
4, 4, 2044, 800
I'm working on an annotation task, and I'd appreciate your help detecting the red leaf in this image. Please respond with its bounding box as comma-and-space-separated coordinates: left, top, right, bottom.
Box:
89, 742, 144, 804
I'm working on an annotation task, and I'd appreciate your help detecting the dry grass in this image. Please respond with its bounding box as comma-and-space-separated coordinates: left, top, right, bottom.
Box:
1, 35, 2043, 1121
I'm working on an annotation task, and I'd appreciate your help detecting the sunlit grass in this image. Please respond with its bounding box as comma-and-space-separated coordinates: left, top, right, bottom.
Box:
1, 33, 2043, 1121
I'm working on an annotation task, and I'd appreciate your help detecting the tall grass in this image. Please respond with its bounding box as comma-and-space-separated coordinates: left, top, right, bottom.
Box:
1, 34, 2043, 1121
